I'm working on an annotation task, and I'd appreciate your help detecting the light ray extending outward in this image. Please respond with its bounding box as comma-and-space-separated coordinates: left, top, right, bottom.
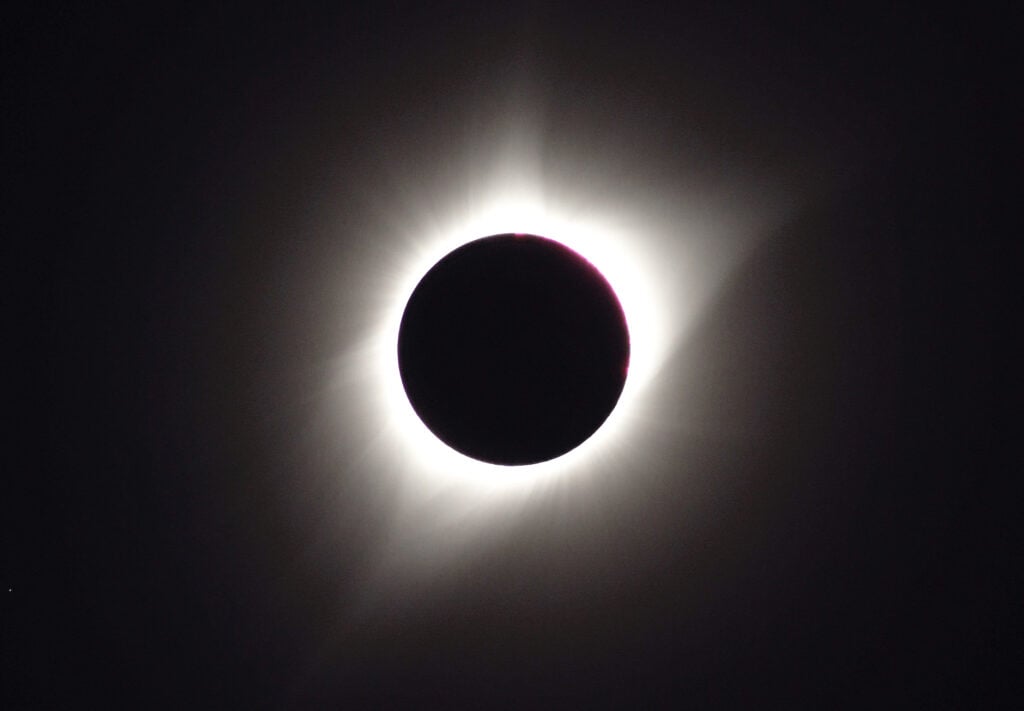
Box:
332, 163, 776, 491
321, 104, 803, 600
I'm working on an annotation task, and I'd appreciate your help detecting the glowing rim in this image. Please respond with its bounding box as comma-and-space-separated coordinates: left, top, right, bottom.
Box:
364, 193, 673, 493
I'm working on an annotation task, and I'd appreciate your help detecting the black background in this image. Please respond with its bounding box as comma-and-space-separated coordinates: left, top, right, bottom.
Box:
5, 2, 1007, 707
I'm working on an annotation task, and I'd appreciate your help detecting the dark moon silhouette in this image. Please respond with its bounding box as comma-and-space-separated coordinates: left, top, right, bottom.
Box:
398, 233, 630, 465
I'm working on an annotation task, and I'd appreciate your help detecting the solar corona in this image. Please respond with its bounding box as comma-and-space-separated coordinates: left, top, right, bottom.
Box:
327, 154, 689, 495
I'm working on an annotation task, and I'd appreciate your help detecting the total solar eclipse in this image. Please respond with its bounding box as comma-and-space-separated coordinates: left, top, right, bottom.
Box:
397, 233, 630, 466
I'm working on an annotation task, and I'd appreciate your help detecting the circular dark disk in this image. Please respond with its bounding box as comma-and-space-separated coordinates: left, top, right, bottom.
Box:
397, 233, 630, 466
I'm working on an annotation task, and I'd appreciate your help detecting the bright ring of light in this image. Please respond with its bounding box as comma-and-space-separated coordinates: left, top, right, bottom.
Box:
359, 187, 674, 494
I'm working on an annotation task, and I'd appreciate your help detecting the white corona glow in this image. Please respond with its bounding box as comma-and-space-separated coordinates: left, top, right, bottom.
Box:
315, 98, 808, 606
363, 185, 674, 495
323, 102, 797, 581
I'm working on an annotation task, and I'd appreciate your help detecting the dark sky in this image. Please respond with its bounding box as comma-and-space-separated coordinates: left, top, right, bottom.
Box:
5, 3, 1006, 707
